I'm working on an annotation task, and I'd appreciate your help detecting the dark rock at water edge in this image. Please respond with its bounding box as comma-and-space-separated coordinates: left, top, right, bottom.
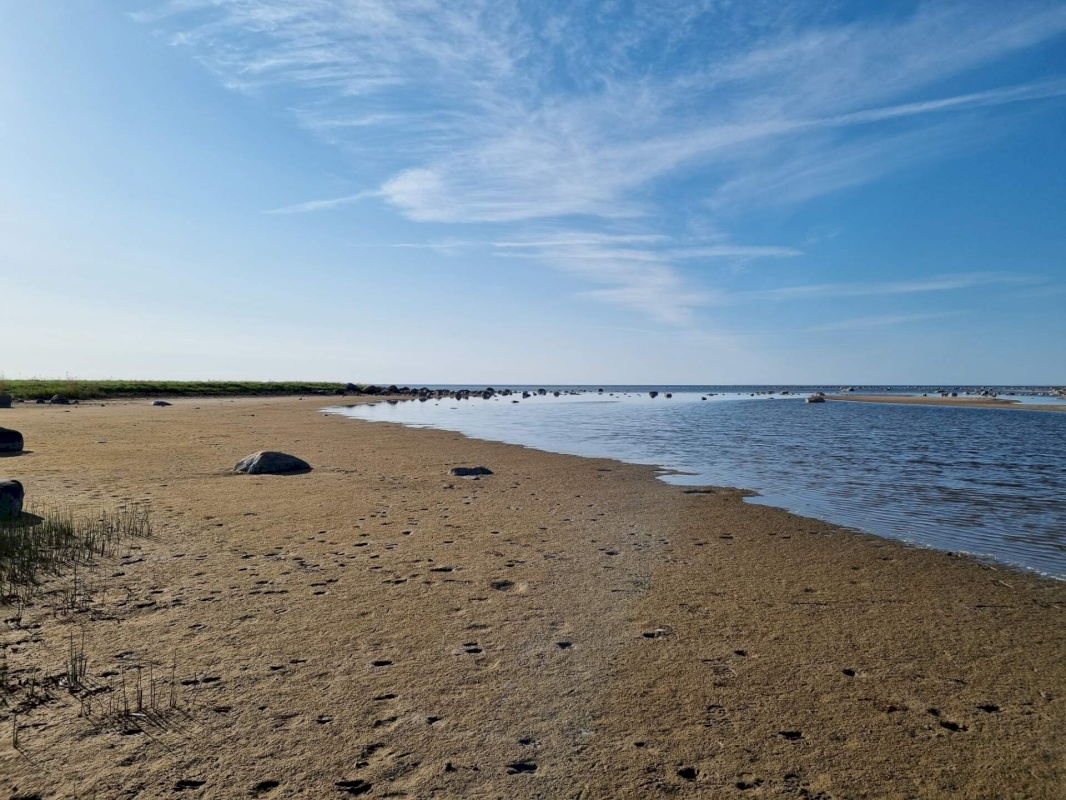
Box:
0, 478, 24, 519
449, 466, 494, 477
234, 451, 312, 475
0, 428, 24, 453
0, 393, 11, 408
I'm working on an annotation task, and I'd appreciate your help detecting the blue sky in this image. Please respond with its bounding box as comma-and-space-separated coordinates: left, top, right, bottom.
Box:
2, 1, 1064, 384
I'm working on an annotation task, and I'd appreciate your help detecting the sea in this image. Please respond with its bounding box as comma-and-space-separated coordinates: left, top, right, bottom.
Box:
327, 387, 1066, 581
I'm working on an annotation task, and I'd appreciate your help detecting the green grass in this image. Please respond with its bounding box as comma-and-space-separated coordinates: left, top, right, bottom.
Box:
0, 379, 351, 401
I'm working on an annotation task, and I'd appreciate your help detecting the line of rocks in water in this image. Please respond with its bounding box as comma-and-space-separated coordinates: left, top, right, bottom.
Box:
341, 384, 588, 401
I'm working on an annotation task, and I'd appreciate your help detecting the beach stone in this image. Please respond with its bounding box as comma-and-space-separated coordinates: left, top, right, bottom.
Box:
0, 428, 23, 453
0, 479, 23, 519
449, 466, 494, 477
234, 451, 311, 475
153, 400, 172, 407
0, 393, 11, 408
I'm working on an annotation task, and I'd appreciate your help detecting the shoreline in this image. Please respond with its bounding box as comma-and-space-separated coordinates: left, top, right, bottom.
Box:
2, 396, 1064, 797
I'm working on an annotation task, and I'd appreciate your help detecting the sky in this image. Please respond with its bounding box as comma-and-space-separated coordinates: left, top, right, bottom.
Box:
2, 1, 1065, 385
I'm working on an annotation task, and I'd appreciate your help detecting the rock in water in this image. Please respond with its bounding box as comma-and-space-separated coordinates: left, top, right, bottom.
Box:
0, 393, 11, 408
0, 428, 23, 453
449, 466, 494, 477
0, 479, 24, 519
234, 451, 311, 475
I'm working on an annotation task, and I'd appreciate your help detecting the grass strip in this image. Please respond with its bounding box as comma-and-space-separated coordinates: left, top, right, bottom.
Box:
0, 380, 350, 401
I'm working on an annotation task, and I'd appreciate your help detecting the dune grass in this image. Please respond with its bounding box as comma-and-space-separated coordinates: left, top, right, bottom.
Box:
0, 379, 350, 401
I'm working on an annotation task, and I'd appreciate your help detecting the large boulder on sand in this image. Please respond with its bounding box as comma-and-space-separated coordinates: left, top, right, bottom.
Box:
0, 428, 23, 453
0, 479, 24, 519
0, 393, 11, 408
234, 451, 311, 475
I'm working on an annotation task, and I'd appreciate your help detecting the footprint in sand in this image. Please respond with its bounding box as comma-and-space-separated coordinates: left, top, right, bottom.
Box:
335, 779, 372, 796
251, 779, 281, 797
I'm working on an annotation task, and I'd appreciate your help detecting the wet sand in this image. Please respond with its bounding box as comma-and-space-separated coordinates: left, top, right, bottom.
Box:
828, 394, 1066, 412
1, 396, 1064, 798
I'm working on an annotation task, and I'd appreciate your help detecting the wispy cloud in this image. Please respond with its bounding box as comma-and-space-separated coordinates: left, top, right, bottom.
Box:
265, 189, 381, 214
810, 311, 967, 332
143, 1, 1066, 321
384, 231, 800, 322
744, 272, 1042, 302
151, 2, 1066, 222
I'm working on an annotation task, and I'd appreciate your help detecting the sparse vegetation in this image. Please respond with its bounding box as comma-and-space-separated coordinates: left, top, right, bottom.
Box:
0, 503, 152, 610
0, 379, 350, 401
1, 503, 194, 745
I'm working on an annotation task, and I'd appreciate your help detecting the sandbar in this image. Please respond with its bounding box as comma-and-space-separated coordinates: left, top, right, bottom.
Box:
827, 394, 1066, 412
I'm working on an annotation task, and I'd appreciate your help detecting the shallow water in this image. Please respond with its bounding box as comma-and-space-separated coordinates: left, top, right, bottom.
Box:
329, 391, 1066, 580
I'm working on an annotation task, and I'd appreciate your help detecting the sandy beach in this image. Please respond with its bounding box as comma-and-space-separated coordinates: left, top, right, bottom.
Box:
827, 394, 1066, 412
2, 396, 1064, 799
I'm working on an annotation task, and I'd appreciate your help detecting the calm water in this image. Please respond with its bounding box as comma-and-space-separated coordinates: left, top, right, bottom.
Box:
328, 391, 1066, 580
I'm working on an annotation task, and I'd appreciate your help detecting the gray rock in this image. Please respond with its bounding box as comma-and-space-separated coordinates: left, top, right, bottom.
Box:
234, 451, 311, 475
0, 393, 11, 408
449, 466, 494, 477
153, 400, 172, 407
0, 478, 23, 519
0, 427, 23, 453
649, 391, 659, 398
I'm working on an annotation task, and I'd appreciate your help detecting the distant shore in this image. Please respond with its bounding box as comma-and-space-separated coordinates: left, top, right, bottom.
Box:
827, 393, 1066, 412
1, 396, 1063, 797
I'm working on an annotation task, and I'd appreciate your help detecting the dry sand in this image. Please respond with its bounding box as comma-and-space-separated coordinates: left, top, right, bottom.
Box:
1, 396, 1064, 799
827, 394, 1066, 412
